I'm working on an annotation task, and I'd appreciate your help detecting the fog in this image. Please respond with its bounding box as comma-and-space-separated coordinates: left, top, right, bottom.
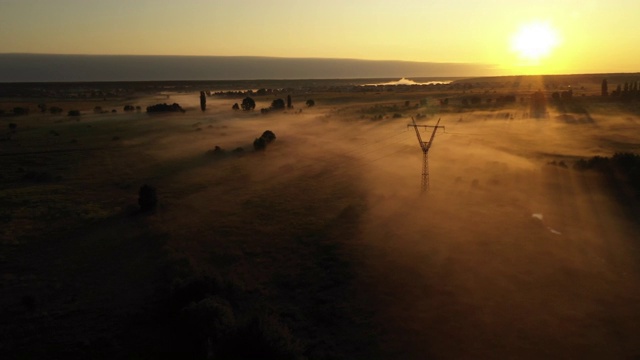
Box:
3, 90, 639, 358
107, 93, 639, 358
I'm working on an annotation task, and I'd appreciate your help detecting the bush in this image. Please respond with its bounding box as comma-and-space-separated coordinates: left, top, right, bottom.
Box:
260, 130, 276, 143
207, 146, 226, 157
253, 130, 277, 151
68, 110, 81, 116
306, 99, 315, 107
271, 98, 285, 110
241, 97, 255, 111
123, 105, 135, 112
146, 103, 185, 113
253, 137, 267, 151
138, 184, 157, 212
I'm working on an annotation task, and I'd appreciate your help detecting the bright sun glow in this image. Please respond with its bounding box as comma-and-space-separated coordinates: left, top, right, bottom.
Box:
511, 22, 559, 62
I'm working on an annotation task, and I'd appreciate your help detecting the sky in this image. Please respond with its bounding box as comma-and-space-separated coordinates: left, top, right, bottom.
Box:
0, 0, 638, 76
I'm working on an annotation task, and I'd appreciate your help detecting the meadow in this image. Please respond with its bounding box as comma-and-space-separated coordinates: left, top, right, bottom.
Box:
1, 74, 640, 359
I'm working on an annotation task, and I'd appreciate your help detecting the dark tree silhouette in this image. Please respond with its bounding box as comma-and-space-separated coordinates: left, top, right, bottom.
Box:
601, 79, 608, 96
241, 97, 255, 111
68, 110, 80, 116
271, 99, 285, 110
123, 105, 135, 112
253, 130, 277, 151
200, 91, 206, 112
232, 103, 240, 110
260, 130, 276, 143
138, 184, 157, 212
287, 95, 292, 109
253, 137, 267, 151
146, 103, 185, 113
306, 99, 315, 107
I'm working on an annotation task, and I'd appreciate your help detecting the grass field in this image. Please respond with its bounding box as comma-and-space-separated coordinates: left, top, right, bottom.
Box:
1, 75, 640, 358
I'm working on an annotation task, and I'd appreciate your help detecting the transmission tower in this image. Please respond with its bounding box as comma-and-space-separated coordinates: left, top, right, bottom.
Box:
408, 117, 445, 192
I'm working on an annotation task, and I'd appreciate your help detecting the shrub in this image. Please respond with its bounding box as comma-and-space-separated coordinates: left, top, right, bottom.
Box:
306, 99, 315, 107
138, 184, 157, 212
146, 103, 185, 113
207, 146, 226, 157
123, 105, 135, 112
68, 110, 81, 116
253, 137, 267, 151
253, 130, 276, 151
260, 130, 276, 143
232, 103, 240, 110
241, 97, 255, 111
271, 99, 285, 110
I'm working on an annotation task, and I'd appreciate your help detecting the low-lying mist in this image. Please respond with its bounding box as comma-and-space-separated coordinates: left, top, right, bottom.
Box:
3, 90, 639, 358
126, 96, 640, 357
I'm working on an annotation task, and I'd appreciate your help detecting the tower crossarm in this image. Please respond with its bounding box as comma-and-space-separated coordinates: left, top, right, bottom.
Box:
408, 117, 445, 153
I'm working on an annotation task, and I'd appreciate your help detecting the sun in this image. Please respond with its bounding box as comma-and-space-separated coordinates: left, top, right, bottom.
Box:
511, 21, 559, 62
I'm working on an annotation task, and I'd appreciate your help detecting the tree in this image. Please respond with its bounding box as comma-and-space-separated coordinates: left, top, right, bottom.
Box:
253, 130, 276, 151
232, 103, 240, 110
306, 99, 315, 107
253, 137, 267, 151
241, 97, 255, 111
146, 103, 185, 113
601, 79, 608, 96
260, 130, 276, 143
138, 184, 157, 212
270, 99, 285, 110
200, 91, 206, 112
287, 95, 292, 109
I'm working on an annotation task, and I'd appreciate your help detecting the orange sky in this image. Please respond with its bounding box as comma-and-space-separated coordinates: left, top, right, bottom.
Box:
0, 0, 638, 75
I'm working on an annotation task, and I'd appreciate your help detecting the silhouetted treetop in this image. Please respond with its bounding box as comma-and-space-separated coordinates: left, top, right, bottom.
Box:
271, 98, 285, 110
146, 103, 185, 113
241, 97, 255, 111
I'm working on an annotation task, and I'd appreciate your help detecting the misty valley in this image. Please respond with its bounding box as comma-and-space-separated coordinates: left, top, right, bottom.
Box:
1, 74, 640, 359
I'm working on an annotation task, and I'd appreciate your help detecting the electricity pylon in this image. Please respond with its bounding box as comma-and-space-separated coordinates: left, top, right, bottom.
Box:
408, 117, 445, 192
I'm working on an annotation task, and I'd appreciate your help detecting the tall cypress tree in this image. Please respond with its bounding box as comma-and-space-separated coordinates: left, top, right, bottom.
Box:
601, 79, 608, 96
200, 91, 206, 112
